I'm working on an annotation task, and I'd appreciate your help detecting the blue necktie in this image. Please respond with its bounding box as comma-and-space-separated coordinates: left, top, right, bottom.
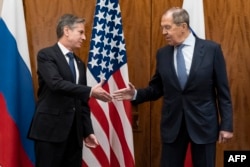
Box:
66, 52, 76, 83
176, 44, 187, 89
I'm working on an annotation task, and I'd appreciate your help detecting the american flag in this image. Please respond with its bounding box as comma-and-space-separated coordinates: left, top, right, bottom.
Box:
82, 0, 135, 166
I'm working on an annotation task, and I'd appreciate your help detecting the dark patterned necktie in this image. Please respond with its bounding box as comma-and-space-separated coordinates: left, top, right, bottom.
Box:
66, 52, 76, 83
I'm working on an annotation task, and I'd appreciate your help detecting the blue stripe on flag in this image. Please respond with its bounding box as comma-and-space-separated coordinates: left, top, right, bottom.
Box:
0, 18, 36, 164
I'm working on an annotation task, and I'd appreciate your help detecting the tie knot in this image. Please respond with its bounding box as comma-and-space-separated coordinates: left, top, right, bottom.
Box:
66, 52, 74, 59
177, 44, 185, 51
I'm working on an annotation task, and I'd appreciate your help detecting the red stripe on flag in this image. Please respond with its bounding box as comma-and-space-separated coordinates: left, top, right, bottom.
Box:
102, 84, 122, 166
112, 69, 133, 124
82, 159, 87, 167
110, 147, 120, 167
88, 97, 121, 166
89, 98, 110, 139
87, 78, 134, 167
109, 102, 135, 167
0, 94, 33, 167
88, 98, 110, 165
91, 145, 111, 166
112, 69, 126, 88
122, 100, 133, 124
103, 75, 134, 167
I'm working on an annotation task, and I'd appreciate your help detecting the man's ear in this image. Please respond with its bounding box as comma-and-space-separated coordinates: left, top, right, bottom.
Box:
64, 26, 70, 37
182, 22, 188, 29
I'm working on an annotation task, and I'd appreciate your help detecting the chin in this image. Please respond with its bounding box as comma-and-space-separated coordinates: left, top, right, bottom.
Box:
167, 41, 173, 46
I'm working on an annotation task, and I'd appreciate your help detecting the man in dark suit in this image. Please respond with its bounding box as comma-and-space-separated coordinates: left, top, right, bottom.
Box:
113, 7, 233, 167
28, 14, 112, 167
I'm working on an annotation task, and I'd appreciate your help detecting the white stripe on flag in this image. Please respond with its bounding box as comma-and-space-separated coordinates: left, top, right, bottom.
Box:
182, 0, 205, 39
1, 0, 31, 72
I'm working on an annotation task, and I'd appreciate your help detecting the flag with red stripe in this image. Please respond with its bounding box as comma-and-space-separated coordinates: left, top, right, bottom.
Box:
182, 0, 205, 166
0, 0, 36, 166
82, 0, 135, 166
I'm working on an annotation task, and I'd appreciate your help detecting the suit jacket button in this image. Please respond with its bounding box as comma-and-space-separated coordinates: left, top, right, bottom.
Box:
73, 107, 75, 111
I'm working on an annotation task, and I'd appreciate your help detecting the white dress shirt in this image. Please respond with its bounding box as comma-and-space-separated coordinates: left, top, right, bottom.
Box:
58, 42, 79, 84
174, 33, 196, 76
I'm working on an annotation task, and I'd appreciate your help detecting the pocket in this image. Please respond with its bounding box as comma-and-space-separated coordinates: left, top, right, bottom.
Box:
37, 107, 60, 115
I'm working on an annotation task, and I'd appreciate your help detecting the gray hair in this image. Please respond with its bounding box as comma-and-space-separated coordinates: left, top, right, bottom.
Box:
56, 14, 85, 39
164, 7, 190, 28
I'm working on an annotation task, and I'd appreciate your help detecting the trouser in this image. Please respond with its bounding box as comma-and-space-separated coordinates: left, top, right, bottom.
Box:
160, 119, 216, 167
35, 118, 82, 167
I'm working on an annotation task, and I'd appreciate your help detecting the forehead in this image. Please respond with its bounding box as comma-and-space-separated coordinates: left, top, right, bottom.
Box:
72, 22, 85, 30
161, 13, 173, 25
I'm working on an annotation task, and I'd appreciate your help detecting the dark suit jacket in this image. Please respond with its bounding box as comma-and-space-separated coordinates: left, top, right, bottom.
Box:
134, 38, 233, 144
29, 44, 93, 146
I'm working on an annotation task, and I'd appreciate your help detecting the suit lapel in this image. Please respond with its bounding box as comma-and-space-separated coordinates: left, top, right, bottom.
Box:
164, 46, 181, 90
54, 44, 76, 83
162, 39, 206, 90
75, 56, 85, 84
186, 38, 206, 86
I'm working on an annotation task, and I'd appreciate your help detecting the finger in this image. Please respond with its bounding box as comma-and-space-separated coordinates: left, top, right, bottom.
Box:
112, 95, 118, 100
85, 143, 97, 148
113, 88, 126, 94
102, 94, 112, 102
99, 79, 106, 86
118, 98, 124, 101
113, 92, 122, 97
94, 139, 99, 145
113, 96, 122, 101
218, 135, 223, 143
100, 97, 109, 102
105, 92, 112, 99
128, 82, 135, 89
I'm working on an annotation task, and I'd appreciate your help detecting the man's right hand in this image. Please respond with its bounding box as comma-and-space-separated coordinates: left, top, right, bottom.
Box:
91, 80, 112, 102
112, 82, 135, 101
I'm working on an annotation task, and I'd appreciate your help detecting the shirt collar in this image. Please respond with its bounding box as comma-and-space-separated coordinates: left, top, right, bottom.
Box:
182, 32, 196, 47
57, 42, 72, 55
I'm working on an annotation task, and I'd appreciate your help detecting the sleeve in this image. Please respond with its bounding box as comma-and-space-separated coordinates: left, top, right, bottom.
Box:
213, 44, 233, 132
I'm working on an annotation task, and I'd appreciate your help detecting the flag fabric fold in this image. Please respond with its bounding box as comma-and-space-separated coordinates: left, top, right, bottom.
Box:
182, 0, 205, 166
0, 0, 35, 166
182, 0, 205, 39
82, 0, 135, 166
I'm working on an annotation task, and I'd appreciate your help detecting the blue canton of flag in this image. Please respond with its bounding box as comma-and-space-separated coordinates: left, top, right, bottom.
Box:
88, 0, 127, 83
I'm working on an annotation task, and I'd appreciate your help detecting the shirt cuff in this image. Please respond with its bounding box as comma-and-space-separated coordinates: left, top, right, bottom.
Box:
132, 89, 137, 100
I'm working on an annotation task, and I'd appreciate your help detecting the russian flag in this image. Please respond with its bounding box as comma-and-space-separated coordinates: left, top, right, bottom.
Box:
0, 0, 35, 166
182, 0, 205, 166
182, 0, 205, 39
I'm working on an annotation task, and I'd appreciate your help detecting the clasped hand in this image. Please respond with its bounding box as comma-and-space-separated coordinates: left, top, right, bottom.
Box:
91, 81, 136, 102
91, 80, 112, 102
112, 82, 136, 101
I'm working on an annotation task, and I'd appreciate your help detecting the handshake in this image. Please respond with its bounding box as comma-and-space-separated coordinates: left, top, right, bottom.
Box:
91, 81, 136, 102
85, 81, 136, 149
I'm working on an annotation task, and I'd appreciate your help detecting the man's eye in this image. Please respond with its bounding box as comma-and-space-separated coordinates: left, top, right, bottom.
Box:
161, 26, 171, 30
